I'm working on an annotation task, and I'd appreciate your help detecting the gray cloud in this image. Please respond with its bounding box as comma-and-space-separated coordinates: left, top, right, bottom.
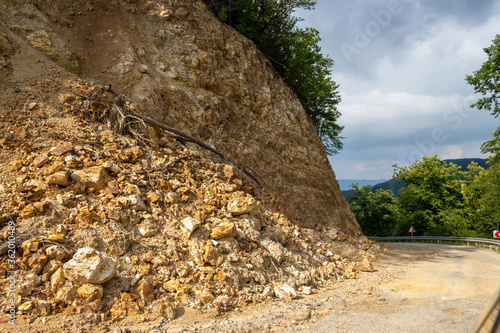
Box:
296, 0, 500, 179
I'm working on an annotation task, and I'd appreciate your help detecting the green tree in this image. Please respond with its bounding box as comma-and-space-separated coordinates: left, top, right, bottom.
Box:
347, 184, 402, 236
454, 162, 500, 237
466, 34, 500, 162
394, 156, 466, 235
203, 0, 344, 154
465, 34, 500, 237
440, 162, 485, 237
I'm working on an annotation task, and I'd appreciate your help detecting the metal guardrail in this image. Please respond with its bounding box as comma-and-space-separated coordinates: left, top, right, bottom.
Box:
368, 236, 500, 251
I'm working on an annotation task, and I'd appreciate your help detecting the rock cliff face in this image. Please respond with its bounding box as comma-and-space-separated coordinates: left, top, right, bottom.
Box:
0, 0, 361, 236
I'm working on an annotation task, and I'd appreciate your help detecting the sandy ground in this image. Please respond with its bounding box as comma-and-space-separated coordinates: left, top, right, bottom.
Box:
3, 243, 500, 332
293, 243, 500, 333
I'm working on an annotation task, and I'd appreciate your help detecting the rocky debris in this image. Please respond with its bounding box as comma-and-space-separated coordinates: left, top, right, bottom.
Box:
274, 283, 297, 299
0, 24, 379, 326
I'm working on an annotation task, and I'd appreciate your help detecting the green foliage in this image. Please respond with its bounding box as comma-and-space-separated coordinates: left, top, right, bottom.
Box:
394, 156, 467, 235
202, 0, 343, 154
347, 184, 402, 236
466, 34, 500, 162
456, 162, 500, 237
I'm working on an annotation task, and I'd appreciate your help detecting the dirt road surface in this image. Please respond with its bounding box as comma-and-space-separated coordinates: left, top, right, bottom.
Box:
294, 243, 500, 333
5, 243, 500, 332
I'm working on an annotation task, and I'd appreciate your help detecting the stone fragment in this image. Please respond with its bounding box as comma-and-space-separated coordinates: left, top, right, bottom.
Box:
47, 224, 67, 243
204, 244, 224, 267
50, 143, 74, 156
127, 194, 147, 211
36, 300, 51, 316
134, 278, 155, 302
196, 290, 215, 305
18, 273, 42, 297
302, 286, 312, 295
19, 204, 36, 219
20, 239, 40, 254
274, 283, 297, 299
164, 191, 180, 204
262, 286, 274, 298
260, 238, 285, 264
46, 245, 67, 261
261, 226, 286, 245
223, 164, 237, 179
64, 155, 81, 168
146, 191, 161, 205
210, 222, 237, 240
110, 300, 140, 319
32, 153, 49, 168
47, 170, 70, 186
163, 279, 181, 293
180, 217, 201, 238
63, 247, 117, 284
77, 283, 104, 301
152, 298, 176, 319
29, 251, 47, 274
102, 161, 122, 174
11, 160, 23, 171
70, 167, 110, 190
44, 162, 64, 176
41, 260, 62, 281
58, 94, 76, 104
107, 208, 121, 221
18, 301, 35, 314
50, 267, 65, 292
138, 218, 157, 237
228, 195, 257, 215
244, 228, 260, 242
55, 283, 79, 303
360, 258, 374, 272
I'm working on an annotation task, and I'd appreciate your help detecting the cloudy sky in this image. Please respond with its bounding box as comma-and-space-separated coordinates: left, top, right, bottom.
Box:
296, 0, 500, 180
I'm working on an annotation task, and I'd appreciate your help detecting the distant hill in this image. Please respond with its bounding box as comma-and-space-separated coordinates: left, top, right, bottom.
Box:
337, 179, 388, 191
342, 158, 490, 200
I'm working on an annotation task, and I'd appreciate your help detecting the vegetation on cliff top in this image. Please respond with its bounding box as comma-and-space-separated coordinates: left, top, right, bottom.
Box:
203, 0, 343, 155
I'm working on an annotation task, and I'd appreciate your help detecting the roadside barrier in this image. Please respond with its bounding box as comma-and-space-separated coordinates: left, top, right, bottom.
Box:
368, 236, 500, 251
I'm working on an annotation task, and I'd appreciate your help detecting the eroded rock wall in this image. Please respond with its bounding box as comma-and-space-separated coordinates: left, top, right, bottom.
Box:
0, 0, 361, 237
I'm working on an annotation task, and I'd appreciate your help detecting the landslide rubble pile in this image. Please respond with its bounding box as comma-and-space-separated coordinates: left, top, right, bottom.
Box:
0, 78, 378, 325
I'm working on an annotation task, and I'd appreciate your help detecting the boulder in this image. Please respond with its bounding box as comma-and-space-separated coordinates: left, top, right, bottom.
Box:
227, 195, 257, 216
47, 170, 70, 186
204, 243, 224, 267
32, 153, 49, 168
210, 222, 237, 240
152, 298, 176, 319
63, 247, 117, 284
180, 217, 201, 238
70, 167, 110, 191
77, 283, 104, 301
274, 283, 297, 299
260, 238, 285, 264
